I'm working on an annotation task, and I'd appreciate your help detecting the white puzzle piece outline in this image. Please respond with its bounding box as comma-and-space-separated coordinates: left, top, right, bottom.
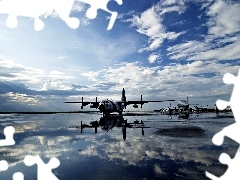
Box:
0, 126, 19, 179
12, 172, 24, 180
206, 69, 240, 179
0, 0, 123, 31
0, 126, 60, 180
77, 0, 123, 30
24, 155, 60, 180
0, 160, 8, 172
0, 126, 15, 146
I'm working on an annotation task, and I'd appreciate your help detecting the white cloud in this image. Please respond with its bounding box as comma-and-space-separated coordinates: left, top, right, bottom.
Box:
82, 71, 99, 81
79, 61, 238, 104
128, 1, 186, 62
127, 0, 240, 63
167, 35, 240, 61
148, 53, 161, 63
154, 164, 166, 175
0, 57, 45, 84
4, 92, 39, 105
191, 40, 240, 61
207, 0, 240, 36
0, 57, 75, 91
166, 0, 240, 62
41, 80, 72, 91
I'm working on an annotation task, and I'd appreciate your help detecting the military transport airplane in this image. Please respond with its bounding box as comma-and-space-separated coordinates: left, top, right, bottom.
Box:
64, 88, 175, 116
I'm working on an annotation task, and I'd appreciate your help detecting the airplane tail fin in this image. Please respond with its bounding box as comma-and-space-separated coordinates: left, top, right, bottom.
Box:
121, 88, 127, 108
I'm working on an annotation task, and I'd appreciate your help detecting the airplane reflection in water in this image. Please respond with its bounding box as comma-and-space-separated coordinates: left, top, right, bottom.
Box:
70, 115, 149, 141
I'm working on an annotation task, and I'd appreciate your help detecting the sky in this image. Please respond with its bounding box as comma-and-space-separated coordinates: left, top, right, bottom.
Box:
0, 0, 239, 112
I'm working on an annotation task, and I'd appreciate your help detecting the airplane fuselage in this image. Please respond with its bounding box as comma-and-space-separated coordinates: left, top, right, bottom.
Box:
98, 99, 123, 115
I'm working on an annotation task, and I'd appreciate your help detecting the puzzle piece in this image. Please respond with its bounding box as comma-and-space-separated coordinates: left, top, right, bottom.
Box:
206, 147, 240, 179
24, 155, 60, 180
0, 160, 8, 172
0, 161, 24, 180
77, 0, 123, 30
0, 0, 123, 31
0, 126, 15, 146
12, 172, 24, 180
211, 70, 240, 146
216, 69, 240, 120
0, 0, 79, 31
206, 69, 240, 179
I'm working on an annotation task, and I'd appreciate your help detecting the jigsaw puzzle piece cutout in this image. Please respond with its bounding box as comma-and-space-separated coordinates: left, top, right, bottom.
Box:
222, 72, 236, 85
207, 69, 240, 179
0, 126, 15, 146
206, 147, 240, 180
107, 0, 123, 12
13, 172, 24, 180
24, 155, 60, 180
0, 0, 51, 31
0, 0, 79, 31
0, 160, 8, 172
54, 0, 80, 29
78, 0, 123, 30
219, 70, 240, 120
216, 100, 229, 111
212, 123, 240, 146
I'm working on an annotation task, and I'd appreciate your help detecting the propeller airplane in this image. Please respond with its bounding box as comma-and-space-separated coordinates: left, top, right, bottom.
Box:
64, 88, 175, 116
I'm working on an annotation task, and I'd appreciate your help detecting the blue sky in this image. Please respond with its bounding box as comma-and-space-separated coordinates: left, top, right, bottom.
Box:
0, 0, 239, 112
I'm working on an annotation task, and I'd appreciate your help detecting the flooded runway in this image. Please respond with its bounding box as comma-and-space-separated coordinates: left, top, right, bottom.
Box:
0, 112, 237, 179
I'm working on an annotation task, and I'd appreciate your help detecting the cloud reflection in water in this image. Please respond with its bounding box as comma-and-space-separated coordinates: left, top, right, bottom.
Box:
0, 113, 237, 179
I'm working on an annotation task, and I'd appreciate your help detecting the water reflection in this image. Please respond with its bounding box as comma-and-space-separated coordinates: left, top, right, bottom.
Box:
0, 113, 238, 179
76, 115, 149, 141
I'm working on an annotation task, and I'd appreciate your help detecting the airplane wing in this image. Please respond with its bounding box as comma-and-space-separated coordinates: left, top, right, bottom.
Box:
64, 97, 99, 109
126, 100, 175, 104
118, 95, 175, 108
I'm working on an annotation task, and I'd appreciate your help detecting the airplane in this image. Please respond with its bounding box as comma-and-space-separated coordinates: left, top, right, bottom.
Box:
177, 96, 189, 111
64, 88, 175, 116
177, 96, 199, 112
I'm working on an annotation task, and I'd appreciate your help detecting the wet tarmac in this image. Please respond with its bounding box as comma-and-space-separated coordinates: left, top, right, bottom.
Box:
0, 112, 237, 179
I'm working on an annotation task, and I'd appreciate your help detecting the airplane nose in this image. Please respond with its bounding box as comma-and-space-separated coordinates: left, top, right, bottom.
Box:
99, 104, 105, 112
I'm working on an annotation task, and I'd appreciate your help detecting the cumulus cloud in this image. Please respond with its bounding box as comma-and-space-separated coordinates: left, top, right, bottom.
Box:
206, 0, 240, 36
126, 0, 240, 63
148, 53, 161, 63
128, 2, 185, 59
166, 0, 240, 62
78, 61, 238, 105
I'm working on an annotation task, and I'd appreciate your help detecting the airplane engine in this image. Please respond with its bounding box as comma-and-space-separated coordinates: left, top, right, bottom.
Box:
99, 104, 105, 112
90, 97, 99, 109
133, 104, 138, 108
90, 104, 98, 108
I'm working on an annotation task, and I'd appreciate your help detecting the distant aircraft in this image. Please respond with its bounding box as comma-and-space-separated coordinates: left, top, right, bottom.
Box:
177, 96, 199, 112
177, 98, 189, 111
64, 88, 175, 116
